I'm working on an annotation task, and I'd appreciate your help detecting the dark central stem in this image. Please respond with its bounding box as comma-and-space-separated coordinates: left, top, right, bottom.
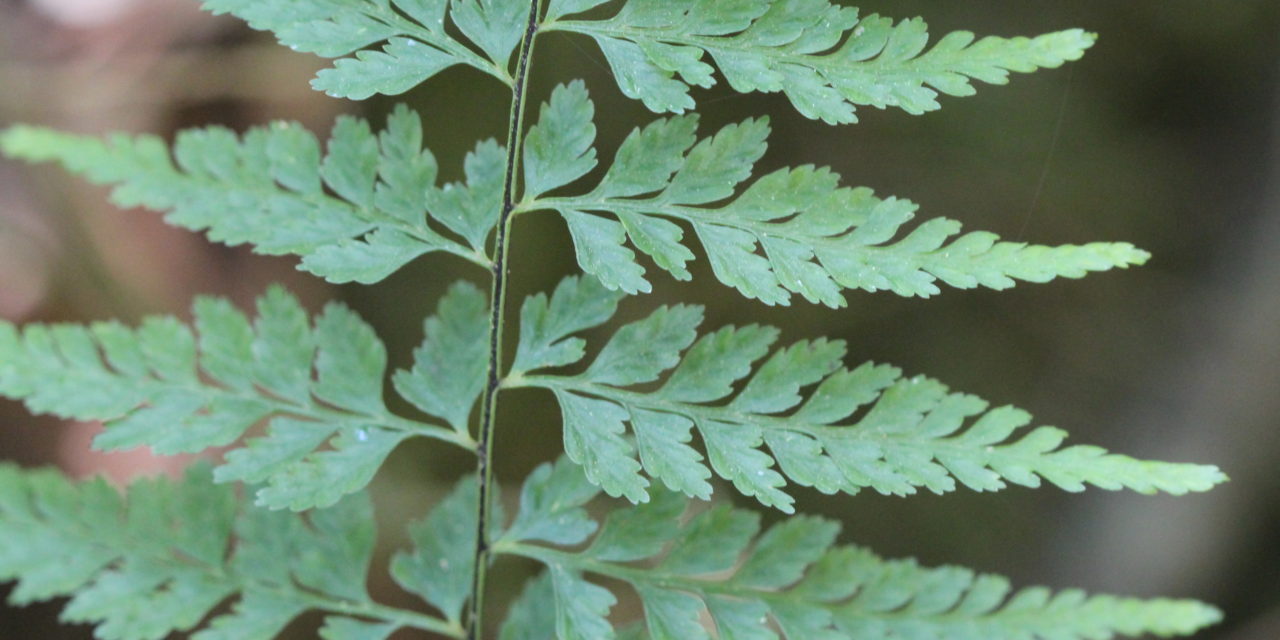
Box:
467, 2, 542, 638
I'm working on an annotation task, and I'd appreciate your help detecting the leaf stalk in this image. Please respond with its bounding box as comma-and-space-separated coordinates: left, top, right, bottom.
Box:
466, 1, 545, 637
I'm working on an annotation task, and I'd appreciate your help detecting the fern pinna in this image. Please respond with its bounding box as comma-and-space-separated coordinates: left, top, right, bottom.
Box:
0, 1, 1226, 639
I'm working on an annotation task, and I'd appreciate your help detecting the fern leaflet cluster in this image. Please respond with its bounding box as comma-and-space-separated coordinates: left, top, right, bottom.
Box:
0, 106, 500, 285
507, 276, 1224, 511
0, 463, 464, 639
0, 285, 480, 511
542, 0, 1095, 123
520, 82, 1147, 306
202, 0, 525, 98
488, 458, 1222, 640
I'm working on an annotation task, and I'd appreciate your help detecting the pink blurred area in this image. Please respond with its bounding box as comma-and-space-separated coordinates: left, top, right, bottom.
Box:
0, 0, 336, 483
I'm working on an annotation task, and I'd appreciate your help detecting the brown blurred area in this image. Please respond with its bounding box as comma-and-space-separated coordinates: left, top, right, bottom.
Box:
2, 0, 1279, 638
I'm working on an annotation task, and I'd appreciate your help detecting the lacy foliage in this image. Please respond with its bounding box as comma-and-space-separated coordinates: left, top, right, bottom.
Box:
510, 276, 1225, 510
0, 285, 483, 510
1, 106, 500, 285
0, 464, 462, 639
544, 0, 1094, 123
521, 83, 1147, 306
489, 458, 1222, 639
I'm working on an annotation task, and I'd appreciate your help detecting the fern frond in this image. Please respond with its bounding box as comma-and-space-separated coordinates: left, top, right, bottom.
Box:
495, 461, 1221, 640
519, 85, 1148, 306
543, 1, 1094, 124
1, 105, 500, 285
200, 0, 530, 98
0, 283, 483, 511
509, 277, 1226, 511
0, 463, 462, 640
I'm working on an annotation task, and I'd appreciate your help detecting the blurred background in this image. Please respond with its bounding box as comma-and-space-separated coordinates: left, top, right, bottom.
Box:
1, 0, 1278, 638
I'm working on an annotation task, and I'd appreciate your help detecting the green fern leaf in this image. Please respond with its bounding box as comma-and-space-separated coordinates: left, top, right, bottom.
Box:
199, 0, 525, 98
543, 1, 1094, 123
390, 477, 478, 625
550, 565, 619, 640
520, 92, 1147, 305
393, 281, 490, 434
191, 593, 309, 640
511, 274, 624, 374
505, 455, 602, 546
496, 464, 1221, 639
523, 81, 599, 198
0, 284, 478, 511
451, 0, 531, 70
0, 105, 498, 285
510, 278, 1227, 511
427, 138, 507, 255
499, 574, 558, 640
0, 464, 460, 640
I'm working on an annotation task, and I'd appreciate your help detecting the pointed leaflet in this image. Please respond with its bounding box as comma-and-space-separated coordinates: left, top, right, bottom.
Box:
200, 0, 521, 98
556, 390, 650, 503
527, 111, 1150, 306
630, 408, 713, 500
391, 478, 478, 625
499, 574, 558, 640
587, 489, 685, 563
585, 304, 702, 386
498, 487, 1222, 640
511, 274, 624, 374
191, 593, 308, 640
637, 585, 710, 640
450, 0, 531, 70
394, 281, 489, 435
1, 106, 501, 285
0, 284, 475, 511
550, 566, 618, 640
427, 138, 506, 253
513, 278, 1226, 510
560, 209, 652, 294
0, 464, 455, 640
502, 456, 602, 547
659, 504, 760, 576
524, 81, 599, 198
245, 426, 409, 512
548, 302, 706, 504
544, 1, 1094, 123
